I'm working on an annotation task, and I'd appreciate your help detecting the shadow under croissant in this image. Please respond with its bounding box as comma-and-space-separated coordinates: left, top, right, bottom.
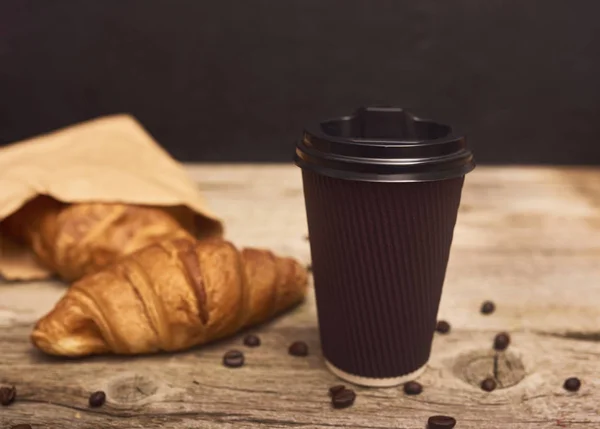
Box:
28, 298, 315, 363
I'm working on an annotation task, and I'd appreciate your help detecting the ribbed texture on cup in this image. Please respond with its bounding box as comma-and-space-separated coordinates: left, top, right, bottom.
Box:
302, 171, 464, 379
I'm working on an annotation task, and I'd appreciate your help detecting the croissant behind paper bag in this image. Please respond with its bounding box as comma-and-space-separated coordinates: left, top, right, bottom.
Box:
1, 195, 221, 281
31, 237, 308, 357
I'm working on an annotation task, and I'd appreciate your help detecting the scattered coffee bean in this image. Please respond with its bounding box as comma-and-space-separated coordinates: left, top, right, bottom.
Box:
289, 341, 309, 356
493, 332, 511, 351
427, 415, 457, 429
331, 388, 356, 409
304, 234, 309, 241
306, 263, 312, 272
480, 300, 496, 315
243, 334, 261, 347
435, 320, 451, 334
223, 350, 245, 368
0, 386, 16, 406
563, 377, 581, 392
481, 377, 497, 392
403, 381, 423, 395
11, 424, 32, 429
88, 390, 106, 407
329, 385, 346, 397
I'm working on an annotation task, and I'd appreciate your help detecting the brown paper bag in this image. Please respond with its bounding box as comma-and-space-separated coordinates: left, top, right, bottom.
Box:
0, 114, 222, 280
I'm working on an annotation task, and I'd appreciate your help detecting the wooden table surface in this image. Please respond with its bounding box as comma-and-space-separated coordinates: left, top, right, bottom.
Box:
1, 164, 600, 429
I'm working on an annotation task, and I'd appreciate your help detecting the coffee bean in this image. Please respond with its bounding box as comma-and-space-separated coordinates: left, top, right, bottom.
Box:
88, 390, 106, 407
480, 300, 496, 315
427, 415, 457, 429
435, 320, 451, 334
493, 332, 511, 351
331, 388, 356, 409
288, 341, 309, 356
11, 424, 33, 429
403, 381, 423, 395
563, 377, 581, 392
306, 263, 312, 273
243, 334, 261, 347
328, 385, 346, 397
481, 377, 497, 392
223, 350, 245, 368
0, 386, 16, 406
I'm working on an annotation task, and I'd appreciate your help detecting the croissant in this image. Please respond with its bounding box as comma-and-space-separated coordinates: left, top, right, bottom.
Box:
31, 237, 308, 356
1, 195, 221, 281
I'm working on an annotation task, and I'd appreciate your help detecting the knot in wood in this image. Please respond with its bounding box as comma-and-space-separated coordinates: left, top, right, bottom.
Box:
106, 373, 160, 405
453, 349, 526, 390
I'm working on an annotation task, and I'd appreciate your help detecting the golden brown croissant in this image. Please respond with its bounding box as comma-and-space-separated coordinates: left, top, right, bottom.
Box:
1, 195, 221, 281
31, 237, 308, 357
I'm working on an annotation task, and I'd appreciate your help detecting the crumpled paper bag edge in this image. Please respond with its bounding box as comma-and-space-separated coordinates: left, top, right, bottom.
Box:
0, 114, 224, 281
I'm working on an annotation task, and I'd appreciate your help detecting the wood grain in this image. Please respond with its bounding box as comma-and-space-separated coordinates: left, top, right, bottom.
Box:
1, 165, 600, 428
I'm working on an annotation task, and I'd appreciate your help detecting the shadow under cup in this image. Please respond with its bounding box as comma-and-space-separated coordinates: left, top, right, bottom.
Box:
295, 107, 475, 387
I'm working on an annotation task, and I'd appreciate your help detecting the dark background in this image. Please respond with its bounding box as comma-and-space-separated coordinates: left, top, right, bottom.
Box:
1, 0, 599, 164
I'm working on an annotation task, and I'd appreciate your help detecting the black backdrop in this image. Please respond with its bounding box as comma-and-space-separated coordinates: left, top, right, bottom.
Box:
1, 0, 599, 164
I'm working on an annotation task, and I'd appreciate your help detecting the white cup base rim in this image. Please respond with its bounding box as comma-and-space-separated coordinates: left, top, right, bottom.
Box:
325, 359, 427, 387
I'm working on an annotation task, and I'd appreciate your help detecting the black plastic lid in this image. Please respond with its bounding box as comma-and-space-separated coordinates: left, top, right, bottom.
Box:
294, 106, 475, 182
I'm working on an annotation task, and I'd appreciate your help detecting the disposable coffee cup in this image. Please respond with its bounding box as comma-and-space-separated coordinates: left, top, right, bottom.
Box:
294, 106, 475, 387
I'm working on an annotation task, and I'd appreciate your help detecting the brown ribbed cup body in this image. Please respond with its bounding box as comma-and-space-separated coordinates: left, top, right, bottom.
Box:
302, 170, 464, 379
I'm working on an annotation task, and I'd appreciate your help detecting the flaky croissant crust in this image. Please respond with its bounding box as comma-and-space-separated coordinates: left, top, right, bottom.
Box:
1, 195, 221, 281
31, 237, 308, 357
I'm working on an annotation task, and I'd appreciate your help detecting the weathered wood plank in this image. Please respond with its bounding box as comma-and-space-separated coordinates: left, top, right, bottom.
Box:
1, 165, 600, 428
2, 321, 600, 428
